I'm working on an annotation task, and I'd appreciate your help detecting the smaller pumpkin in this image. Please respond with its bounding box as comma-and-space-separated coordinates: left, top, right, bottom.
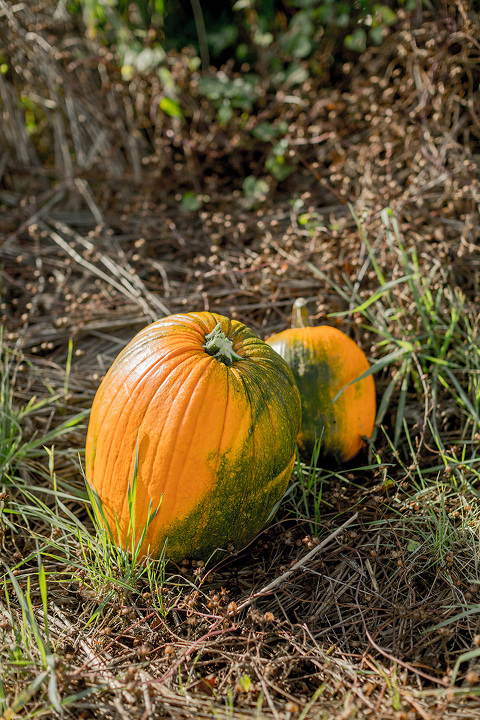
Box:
267, 299, 376, 462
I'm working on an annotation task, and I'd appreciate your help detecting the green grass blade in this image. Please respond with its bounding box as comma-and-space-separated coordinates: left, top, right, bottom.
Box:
46, 653, 63, 717
328, 274, 417, 317
1, 671, 49, 717
332, 346, 412, 404
38, 556, 50, 651
394, 361, 411, 447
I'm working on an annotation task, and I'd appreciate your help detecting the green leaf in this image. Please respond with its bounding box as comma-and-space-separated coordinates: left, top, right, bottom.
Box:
242, 176, 269, 200
159, 97, 183, 119
375, 5, 397, 26
369, 25, 385, 45
335, 12, 351, 28
198, 74, 260, 112
280, 11, 314, 58
265, 152, 296, 181
218, 103, 233, 127
134, 46, 166, 73
207, 24, 237, 56
158, 66, 176, 92
181, 192, 202, 212
282, 62, 309, 87
235, 42, 249, 61
251, 122, 279, 142
345, 28, 367, 52
407, 539, 421, 553
240, 674, 251, 692
253, 30, 274, 47
232, 0, 253, 9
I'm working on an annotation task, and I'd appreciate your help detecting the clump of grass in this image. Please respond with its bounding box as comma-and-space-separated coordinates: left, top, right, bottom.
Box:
6, 450, 170, 608
1, 560, 63, 717
0, 331, 169, 714
0, 331, 86, 492
283, 207, 480, 668
1, 439, 177, 717
299, 206, 479, 465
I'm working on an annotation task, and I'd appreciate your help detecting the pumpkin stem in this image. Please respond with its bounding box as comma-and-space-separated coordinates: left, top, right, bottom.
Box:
291, 298, 311, 329
204, 323, 242, 366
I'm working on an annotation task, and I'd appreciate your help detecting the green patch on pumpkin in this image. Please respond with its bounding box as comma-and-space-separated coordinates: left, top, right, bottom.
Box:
155, 446, 295, 562
284, 339, 346, 460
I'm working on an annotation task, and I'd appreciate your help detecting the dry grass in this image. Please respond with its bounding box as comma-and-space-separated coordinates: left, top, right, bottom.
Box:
2, 0, 480, 718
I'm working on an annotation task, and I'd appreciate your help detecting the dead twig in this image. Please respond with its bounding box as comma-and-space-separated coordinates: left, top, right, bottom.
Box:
233, 513, 359, 615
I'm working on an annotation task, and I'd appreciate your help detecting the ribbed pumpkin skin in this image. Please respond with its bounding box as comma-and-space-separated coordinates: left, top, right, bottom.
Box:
85, 312, 301, 562
267, 326, 375, 462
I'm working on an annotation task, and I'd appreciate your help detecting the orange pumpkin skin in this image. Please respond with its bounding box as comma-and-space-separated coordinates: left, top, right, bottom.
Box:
85, 312, 301, 562
267, 325, 375, 462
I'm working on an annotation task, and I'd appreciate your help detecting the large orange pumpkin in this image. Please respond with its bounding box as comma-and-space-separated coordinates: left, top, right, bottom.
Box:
267, 299, 376, 462
85, 312, 301, 562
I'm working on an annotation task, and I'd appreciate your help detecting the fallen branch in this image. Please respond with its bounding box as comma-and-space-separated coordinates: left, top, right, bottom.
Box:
234, 512, 359, 614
